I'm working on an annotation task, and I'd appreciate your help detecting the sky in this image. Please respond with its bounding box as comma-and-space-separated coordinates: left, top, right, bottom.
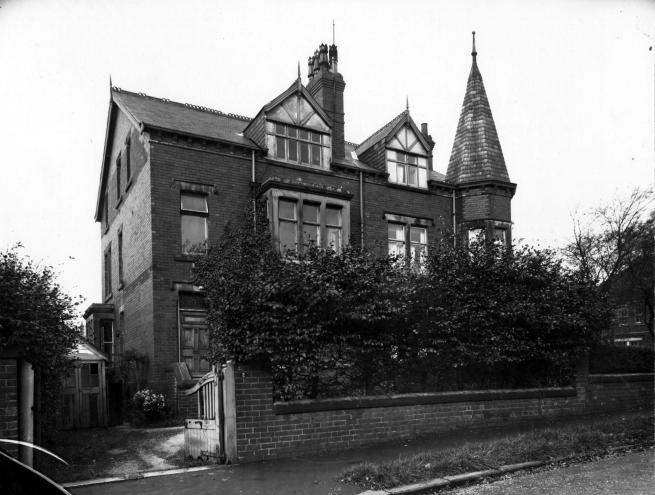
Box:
0, 0, 653, 309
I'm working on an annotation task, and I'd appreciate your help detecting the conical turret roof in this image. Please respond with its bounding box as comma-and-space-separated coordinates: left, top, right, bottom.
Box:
446, 34, 510, 184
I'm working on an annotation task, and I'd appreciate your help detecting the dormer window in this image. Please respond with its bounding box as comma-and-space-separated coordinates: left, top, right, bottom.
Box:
387, 151, 428, 188
274, 123, 328, 168
385, 123, 429, 189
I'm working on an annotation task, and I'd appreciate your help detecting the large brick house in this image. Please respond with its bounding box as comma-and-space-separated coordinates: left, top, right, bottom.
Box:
84, 37, 516, 410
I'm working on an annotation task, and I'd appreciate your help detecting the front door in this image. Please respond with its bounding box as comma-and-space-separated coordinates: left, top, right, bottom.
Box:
180, 310, 210, 375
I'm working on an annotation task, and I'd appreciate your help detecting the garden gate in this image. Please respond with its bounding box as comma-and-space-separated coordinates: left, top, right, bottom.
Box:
183, 362, 237, 463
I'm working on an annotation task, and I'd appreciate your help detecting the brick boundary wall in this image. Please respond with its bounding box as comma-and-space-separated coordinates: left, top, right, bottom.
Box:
232, 359, 654, 462
0, 358, 19, 456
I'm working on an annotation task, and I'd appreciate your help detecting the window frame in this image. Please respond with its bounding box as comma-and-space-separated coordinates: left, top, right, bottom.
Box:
117, 228, 124, 287
272, 122, 329, 169
180, 192, 209, 255
386, 150, 428, 189
103, 244, 112, 300
387, 221, 428, 267
266, 189, 350, 253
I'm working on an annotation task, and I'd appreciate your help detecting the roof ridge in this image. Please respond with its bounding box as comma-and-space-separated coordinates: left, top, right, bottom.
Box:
344, 140, 360, 148
111, 86, 252, 122
356, 109, 407, 151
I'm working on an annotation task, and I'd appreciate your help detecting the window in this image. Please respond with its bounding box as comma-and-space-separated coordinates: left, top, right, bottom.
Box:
181, 192, 208, 254
410, 226, 428, 265
104, 244, 112, 298
468, 228, 485, 245
616, 305, 629, 326
115, 152, 122, 201
388, 223, 428, 266
180, 310, 210, 375
118, 229, 124, 286
100, 319, 113, 360
493, 228, 507, 246
386, 150, 428, 188
125, 135, 131, 183
274, 123, 327, 168
103, 192, 109, 231
270, 191, 349, 253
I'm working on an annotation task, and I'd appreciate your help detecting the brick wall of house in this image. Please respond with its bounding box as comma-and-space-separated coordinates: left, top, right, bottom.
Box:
0, 358, 18, 456
231, 360, 653, 462
100, 110, 155, 375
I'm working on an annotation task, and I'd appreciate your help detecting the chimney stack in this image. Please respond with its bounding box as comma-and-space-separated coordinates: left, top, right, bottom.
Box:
306, 42, 346, 161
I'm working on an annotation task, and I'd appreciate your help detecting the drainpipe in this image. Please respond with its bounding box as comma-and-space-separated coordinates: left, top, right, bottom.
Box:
452, 190, 457, 248
251, 150, 256, 229
359, 170, 365, 248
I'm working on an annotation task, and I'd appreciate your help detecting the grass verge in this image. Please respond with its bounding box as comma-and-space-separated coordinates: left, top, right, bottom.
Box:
340, 413, 654, 490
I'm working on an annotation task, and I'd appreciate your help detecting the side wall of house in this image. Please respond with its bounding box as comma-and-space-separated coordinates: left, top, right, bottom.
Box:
100, 110, 154, 375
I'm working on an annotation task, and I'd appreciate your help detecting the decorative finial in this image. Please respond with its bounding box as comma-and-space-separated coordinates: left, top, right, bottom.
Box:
471, 31, 477, 59
406, 96, 409, 113
297, 61, 302, 92
297, 61, 301, 79
109, 73, 112, 88
333, 20, 335, 44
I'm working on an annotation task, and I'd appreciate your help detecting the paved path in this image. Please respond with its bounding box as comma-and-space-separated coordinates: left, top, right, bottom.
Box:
444, 450, 654, 495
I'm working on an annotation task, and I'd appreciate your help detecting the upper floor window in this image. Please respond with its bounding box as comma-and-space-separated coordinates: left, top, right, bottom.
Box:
268, 190, 349, 253
468, 228, 484, 245
115, 152, 122, 201
103, 244, 112, 299
125, 135, 132, 183
387, 151, 428, 188
118, 229, 124, 286
181, 192, 208, 254
274, 123, 328, 169
493, 228, 507, 246
100, 319, 114, 360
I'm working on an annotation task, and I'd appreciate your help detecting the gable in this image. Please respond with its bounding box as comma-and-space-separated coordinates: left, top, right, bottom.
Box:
267, 93, 330, 133
387, 122, 428, 156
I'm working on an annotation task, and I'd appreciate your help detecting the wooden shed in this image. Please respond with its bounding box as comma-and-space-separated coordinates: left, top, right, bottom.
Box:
60, 342, 108, 429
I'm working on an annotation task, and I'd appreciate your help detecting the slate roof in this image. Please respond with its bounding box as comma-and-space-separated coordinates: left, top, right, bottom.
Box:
445, 55, 510, 184
112, 89, 259, 149
355, 110, 408, 155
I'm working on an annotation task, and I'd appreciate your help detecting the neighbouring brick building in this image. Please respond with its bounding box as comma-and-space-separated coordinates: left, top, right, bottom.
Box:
85, 36, 516, 411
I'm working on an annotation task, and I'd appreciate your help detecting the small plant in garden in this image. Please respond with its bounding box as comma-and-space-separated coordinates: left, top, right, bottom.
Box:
132, 389, 167, 422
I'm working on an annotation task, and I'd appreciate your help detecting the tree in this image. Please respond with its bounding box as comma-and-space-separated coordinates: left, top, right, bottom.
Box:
0, 246, 80, 432
565, 188, 654, 337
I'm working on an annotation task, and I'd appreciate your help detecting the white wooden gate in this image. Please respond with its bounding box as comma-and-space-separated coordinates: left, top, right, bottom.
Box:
184, 367, 223, 461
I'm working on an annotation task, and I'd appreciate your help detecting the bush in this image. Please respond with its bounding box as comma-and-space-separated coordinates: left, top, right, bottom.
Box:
589, 345, 654, 374
194, 208, 606, 401
131, 389, 167, 423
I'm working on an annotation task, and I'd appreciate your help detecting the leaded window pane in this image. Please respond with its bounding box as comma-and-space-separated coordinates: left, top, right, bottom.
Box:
407, 155, 417, 165
311, 132, 321, 143
276, 123, 286, 134
387, 161, 397, 183
300, 142, 310, 164
311, 144, 321, 166
397, 163, 405, 183
299, 129, 309, 140
288, 140, 298, 161
276, 136, 286, 159
287, 127, 297, 138
408, 166, 418, 186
